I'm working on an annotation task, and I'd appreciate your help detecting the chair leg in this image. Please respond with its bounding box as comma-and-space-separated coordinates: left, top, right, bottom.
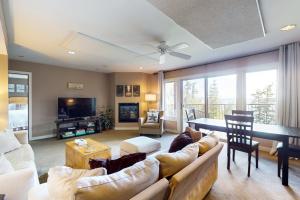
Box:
255, 148, 259, 168
233, 149, 235, 162
248, 152, 251, 177
227, 147, 231, 170
278, 152, 282, 177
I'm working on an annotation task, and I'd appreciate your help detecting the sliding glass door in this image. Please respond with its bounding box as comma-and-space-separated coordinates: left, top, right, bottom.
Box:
207, 75, 236, 119
182, 78, 205, 130
8, 71, 31, 139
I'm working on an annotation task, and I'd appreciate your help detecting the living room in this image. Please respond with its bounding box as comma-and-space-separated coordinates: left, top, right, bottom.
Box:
0, 0, 300, 200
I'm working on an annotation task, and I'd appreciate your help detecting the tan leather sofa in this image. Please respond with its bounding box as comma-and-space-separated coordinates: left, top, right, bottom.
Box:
28, 142, 223, 200
138, 111, 164, 136
134, 143, 224, 200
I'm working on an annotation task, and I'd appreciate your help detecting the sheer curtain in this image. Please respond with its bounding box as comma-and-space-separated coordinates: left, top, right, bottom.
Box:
157, 71, 164, 111
271, 42, 300, 154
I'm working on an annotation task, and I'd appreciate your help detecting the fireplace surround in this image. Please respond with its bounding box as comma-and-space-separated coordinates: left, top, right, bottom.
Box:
118, 103, 139, 123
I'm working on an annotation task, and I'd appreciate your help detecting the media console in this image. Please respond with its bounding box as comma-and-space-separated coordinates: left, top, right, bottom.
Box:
55, 117, 101, 139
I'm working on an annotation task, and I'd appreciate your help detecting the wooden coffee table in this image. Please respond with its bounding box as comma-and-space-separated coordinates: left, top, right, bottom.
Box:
65, 138, 111, 169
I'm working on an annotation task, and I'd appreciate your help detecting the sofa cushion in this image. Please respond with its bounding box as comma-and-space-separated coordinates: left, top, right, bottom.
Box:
169, 133, 193, 153
75, 157, 159, 200
4, 144, 35, 170
197, 135, 219, 155
0, 168, 37, 200
28, 183, 50, 200
47, 166, 107, 200
120, 136, 161, 154
141, 123, 160, 128
89, 152, 146, 174
0, 129, 21, 154
0, 154, 14, 175
156, 143, 199, 178
185, 127, 202, 142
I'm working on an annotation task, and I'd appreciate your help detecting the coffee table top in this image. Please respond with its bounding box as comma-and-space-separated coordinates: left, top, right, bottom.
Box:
65, 138, 110, 156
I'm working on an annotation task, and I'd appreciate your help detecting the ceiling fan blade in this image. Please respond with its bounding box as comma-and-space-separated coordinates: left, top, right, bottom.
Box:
169, 51, 191, 60
159, 54, 166, 65
169, 42, 189, 51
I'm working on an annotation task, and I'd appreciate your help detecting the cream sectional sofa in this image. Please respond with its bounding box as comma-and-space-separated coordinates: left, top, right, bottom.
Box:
0, 131, 39, 200
28, 141, 223, 200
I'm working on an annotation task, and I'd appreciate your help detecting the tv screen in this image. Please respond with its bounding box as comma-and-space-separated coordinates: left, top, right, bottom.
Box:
58, 97, 96, 119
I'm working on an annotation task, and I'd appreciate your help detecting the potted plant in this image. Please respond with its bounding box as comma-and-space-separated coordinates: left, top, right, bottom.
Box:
98, 107, 113, 130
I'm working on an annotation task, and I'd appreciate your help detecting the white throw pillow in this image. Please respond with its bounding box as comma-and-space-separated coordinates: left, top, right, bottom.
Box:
47, 166, 107, 200
146, 111, 159, 123
0, 129, 21, 154
75, 157, 160, 200
0, 154, 14, 175
155, 143, 199, 178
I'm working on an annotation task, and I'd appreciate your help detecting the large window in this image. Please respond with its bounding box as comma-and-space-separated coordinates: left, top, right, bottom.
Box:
164, 81, 176, 119
246, 70, 277, 124
208, 75, 236, 119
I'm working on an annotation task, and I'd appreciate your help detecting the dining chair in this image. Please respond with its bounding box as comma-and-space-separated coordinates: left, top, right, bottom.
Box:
277, 137, 300, 177
225, 114, 259, 177
232, 110, 254, 116
185, 108, 196, 129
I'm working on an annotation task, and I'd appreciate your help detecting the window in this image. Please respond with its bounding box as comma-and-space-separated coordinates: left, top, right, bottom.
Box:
207, 75, 236, 119
164, 81, 176, 119
16, 84, 26, 93
246, 70, 277, 124
8, 84, 15, 93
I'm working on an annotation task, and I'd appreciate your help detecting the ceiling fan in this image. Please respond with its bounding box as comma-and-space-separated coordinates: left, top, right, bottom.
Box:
146, 41, 191, 65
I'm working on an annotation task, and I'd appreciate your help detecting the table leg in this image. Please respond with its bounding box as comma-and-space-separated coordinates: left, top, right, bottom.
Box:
281, 136, 289, 186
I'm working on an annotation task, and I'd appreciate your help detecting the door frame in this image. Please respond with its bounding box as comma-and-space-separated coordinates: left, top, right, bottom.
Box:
8, 70, 33, 141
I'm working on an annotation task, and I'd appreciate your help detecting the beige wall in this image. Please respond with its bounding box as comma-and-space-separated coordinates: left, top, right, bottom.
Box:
0, 1, 8, 131
9, 60, 110, 137
109, 72, 158, 129
0, 54, 8, 131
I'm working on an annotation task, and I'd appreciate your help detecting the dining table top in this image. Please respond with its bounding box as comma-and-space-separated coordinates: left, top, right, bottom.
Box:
188, 118, 300, 138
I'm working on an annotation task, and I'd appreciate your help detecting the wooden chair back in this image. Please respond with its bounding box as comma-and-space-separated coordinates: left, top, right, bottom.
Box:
232, 110, 254, 116
225, 115, 254, 149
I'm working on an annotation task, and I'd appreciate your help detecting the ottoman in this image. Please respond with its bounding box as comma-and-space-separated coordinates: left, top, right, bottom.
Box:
120, 136, 161, 156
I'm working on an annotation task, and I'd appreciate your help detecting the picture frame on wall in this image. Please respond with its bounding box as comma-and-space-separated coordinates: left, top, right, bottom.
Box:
125, 85, 132, 97
116, 85, 124, 97
133, 85, 140, 97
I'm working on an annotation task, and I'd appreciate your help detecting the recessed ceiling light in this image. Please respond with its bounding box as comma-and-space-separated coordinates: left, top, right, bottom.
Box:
280, 24, 296, 31
68, 50, 75, 55
139, 67, 143, 70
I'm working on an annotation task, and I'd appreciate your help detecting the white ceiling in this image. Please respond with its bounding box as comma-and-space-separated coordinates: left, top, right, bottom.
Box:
2, 0, 300, 73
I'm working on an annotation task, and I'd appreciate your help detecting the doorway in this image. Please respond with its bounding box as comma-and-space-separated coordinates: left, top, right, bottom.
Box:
8, 71, 32, 140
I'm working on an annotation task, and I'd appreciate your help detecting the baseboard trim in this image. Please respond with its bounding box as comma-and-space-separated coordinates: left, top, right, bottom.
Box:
31, 134, 56, 141
114, 127, 139, 131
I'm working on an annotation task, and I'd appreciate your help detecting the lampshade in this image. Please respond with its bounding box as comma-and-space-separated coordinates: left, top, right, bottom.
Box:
145, 93, 157, 102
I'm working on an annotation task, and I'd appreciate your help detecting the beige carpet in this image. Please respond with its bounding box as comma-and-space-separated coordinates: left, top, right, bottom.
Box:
30, 130, 300, 200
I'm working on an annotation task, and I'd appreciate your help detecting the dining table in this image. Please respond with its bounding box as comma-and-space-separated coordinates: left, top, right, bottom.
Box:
188, 118, 300, 186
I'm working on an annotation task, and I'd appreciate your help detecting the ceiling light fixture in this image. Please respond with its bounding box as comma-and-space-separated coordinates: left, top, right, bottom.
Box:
139, 67, 143, 70
280, 24, 296, 31
68, 50, 75, 55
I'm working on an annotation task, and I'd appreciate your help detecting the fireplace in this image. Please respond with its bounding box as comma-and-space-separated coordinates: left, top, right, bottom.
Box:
118, 103, 139, 123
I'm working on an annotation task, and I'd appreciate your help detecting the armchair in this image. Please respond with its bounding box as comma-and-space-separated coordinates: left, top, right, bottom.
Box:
138, 111, 164, 136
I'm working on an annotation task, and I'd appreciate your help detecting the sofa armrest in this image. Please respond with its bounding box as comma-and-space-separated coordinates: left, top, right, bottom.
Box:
130, 178, 169, 200
14, 131, 29, 144
0, 168, 37, 200
139, 117, 145, 126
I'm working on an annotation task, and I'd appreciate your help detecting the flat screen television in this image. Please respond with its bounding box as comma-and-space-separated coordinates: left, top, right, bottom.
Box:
57, 97, 96, 119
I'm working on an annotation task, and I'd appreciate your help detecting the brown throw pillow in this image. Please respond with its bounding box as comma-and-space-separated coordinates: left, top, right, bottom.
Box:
169, 132, 193, 153
185, 127, 202, 142
89, 152, 146, 174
